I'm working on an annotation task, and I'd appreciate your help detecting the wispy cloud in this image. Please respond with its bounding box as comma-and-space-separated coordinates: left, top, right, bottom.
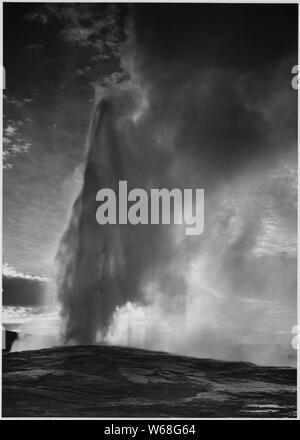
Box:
4, 94, 35, 107
91, 71, 128, 89
27, 43, 43, 50
2, 263, 49, 282
75, 66, 92, 77
3, 120, 32, 169
24, 4, 125, 60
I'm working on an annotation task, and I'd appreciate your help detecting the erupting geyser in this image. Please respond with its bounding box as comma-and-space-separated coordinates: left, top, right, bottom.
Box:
55, 93, 130, 344
55, 89, 186, 345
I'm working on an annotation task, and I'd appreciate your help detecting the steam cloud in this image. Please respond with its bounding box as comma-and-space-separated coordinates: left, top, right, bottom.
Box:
55, 5, 297, 365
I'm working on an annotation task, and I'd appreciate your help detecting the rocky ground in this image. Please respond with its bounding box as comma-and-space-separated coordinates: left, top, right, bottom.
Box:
2, 345, 297, 417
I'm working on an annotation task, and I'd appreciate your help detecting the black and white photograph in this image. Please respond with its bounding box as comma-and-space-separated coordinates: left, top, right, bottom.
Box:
1, 1, 298, 420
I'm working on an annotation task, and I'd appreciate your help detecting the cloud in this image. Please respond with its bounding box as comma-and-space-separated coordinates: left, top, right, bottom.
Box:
24, 4, 127, 61
91, 71, 128, 89
24, 11, 49, 25
4, 94, 35, 107
27, 43, 43, 50
3, 95, 24, 108
4, 124, 18, 135
2, 265, 49, 314
2, 94, 37, 169
2, 263, 49, 281
2, 265, 58, 351
3, 120, 32, 169
75, 66, 92, 77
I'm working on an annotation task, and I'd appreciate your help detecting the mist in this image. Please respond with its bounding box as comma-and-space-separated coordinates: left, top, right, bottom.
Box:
52, 5, 297, 366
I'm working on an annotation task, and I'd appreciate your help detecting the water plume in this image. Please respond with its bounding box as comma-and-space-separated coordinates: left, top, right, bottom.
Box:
55, 86, 183, 344
54, 5, 297, 365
